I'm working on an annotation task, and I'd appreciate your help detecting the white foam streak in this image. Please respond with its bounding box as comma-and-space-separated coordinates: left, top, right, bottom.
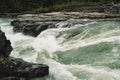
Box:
61, 36, 120, 51
44, 59, 78, 80
32, 35, 59, 54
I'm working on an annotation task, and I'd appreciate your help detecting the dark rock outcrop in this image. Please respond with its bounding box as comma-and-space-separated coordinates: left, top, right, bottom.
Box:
11, 20, 56, 37
0, 30, 12, 58
0, 57, 49, 79
0, 29, 49, 79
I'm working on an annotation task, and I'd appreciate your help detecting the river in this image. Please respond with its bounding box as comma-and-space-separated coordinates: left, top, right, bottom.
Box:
0, 18, 120, 80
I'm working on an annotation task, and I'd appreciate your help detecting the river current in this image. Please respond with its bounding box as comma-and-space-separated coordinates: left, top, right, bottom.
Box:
0, 18, 120, 80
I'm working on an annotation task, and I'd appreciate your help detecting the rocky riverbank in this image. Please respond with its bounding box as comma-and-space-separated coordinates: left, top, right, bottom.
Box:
0, 29, 49, 80
0, 13, 20, 18
11, 12, 120, 37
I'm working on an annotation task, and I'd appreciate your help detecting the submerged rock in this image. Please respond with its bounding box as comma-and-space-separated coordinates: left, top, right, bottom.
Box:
0, 29, 49, 79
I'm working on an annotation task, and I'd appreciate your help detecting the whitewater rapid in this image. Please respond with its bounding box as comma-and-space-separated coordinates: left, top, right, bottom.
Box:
1, 18, 120, 80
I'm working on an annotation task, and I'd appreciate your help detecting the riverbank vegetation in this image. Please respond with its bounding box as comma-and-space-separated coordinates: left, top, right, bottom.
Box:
0, 0, 119, 13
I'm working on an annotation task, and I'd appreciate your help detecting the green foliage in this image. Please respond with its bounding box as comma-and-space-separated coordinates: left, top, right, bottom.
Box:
30, 2, 80, 13
0, 0, 119, 13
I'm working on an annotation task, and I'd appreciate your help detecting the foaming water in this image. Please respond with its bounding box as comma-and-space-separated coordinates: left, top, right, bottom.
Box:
1, 18, 120, 80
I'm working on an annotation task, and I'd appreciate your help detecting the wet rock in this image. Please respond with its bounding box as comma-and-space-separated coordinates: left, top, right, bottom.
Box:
0, 57, 49, 79
0, 30, 12, 58
11, 20, 56, 37
0, 29, 49, 79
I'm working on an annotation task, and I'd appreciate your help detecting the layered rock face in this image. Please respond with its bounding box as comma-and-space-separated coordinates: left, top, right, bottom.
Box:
11, 12, 120, 37
0, 29, 49, 79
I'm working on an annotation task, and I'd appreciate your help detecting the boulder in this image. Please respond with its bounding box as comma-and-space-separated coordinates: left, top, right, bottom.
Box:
0, 57, 49, 79
0, 29, 49, 79
11, 20, 56, 37
0, 30, 12, 58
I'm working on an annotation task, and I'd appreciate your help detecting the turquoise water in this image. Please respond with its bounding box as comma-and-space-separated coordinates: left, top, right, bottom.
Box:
1, 18, 120, 80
